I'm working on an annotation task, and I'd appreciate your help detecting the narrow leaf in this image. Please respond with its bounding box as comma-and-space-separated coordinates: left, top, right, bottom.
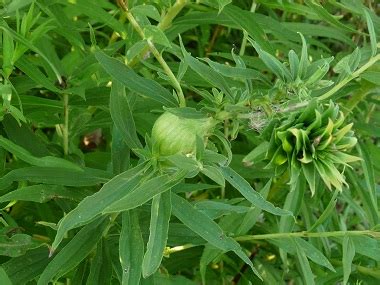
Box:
0, 167, 111, 190
0, 136, 81, 170
95, 50, 177, 107
142, 191, 171, 277
363, 10, 377, 57
38, 217, 108, 285
103, 170, 186, 213
120, 211, 144, 285
51, 163, 149, 252
171, 193, 261, 280
294, 238, 315, 285
0, 267, 12, 285
110, 81, 142, 149
342, 235, 355, 285
220, 166, 292, 216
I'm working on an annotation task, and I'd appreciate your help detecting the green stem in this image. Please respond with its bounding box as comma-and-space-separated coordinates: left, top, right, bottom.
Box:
158, 0, 189, 30
119, 0, 186, 107
63, 94, 69, 156
318, 53, 380, 101
239, 1, 257, 56
281, 52, 380, 113
235, 230, 380, 242
102, 213, 119, 238
127, 0, 188, 68
164, 243, 196, 255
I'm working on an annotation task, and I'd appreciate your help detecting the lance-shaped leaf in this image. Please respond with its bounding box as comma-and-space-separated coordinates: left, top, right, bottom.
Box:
38, 217, 109, 285
171, 193, 262, 280
95, 50, 178, 107
220, 166, 292, 216
120, 210, 144, 285
51, 163, 150, 252
142, 191, 172, 277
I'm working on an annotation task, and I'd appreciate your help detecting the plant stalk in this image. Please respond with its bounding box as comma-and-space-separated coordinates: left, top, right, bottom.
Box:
63, 94, 69, 156
118, 0, 186, 107
122, 0, 188, 68
235, 230, 380, 242
158, 0, 188, 30
239, 1, 257, 56
281, 52, 380, 113
318, 53, 380, 101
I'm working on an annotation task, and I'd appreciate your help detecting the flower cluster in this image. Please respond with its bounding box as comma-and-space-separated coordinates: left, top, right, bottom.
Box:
266, 100, 360, 194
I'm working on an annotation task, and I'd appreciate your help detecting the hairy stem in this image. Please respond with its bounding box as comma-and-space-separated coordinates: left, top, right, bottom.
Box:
118, 0, 186, 107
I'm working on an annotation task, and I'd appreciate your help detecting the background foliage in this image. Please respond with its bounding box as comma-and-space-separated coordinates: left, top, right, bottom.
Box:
0, 0, 379, 284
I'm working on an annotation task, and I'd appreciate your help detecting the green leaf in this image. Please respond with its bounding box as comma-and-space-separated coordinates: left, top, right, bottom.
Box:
95, 50, 178, 107
342, 235, 355, 285
297, 33, 309, 79
308, 190, 339, 232
278, 175, 305, 264
0, 18, 61, 83
142, 191, 171, 277
304, 0, 357, 33
131, 5, 161, 21
294, 238, 315, 285
200, 165, 225, 187
0, 167, 111, 191
2, 247, 49, 284
346, 169, 379, 227
195, 200, 250, 215
270, 237, 335, 272
216, 0, 231, 13
171, 193, 262, 280
86, 240, 112, 285
179, 38, 234, 100
222, 5, 271, 52
0, 184, 84, 203
0, 267, 12, 285
120, 210, 144, 285
356, 143, 378, 224
242, 141, 270, 166
51, 163, 149, 252
0, 233, 39, 257
0, 136, 81, 170
67, 0, 125, 34
220, 166, 292, 216
15, 56, 62, 93
38, 217, 108, 285
2, 30, 14, 79
103, 170, 186, 213
363, 9, 377, 57
110, 81, 142, 149
248, 38, 292, 82
144, 25, 171, 47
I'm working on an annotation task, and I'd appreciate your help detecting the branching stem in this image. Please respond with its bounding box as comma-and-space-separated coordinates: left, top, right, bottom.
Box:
281, 52, 380, 113
318, 53, 380, 101
118, 0, 186, 107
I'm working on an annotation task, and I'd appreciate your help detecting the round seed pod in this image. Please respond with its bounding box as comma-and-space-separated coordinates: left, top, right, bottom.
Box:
151, 111, 214, 156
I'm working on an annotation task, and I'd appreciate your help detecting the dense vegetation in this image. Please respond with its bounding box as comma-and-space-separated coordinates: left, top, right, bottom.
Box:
0, 0, 379, 284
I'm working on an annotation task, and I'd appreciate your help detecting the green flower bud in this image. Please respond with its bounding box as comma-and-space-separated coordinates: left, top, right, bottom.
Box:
152, 111, 214, 156
264, 100, 360, 194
